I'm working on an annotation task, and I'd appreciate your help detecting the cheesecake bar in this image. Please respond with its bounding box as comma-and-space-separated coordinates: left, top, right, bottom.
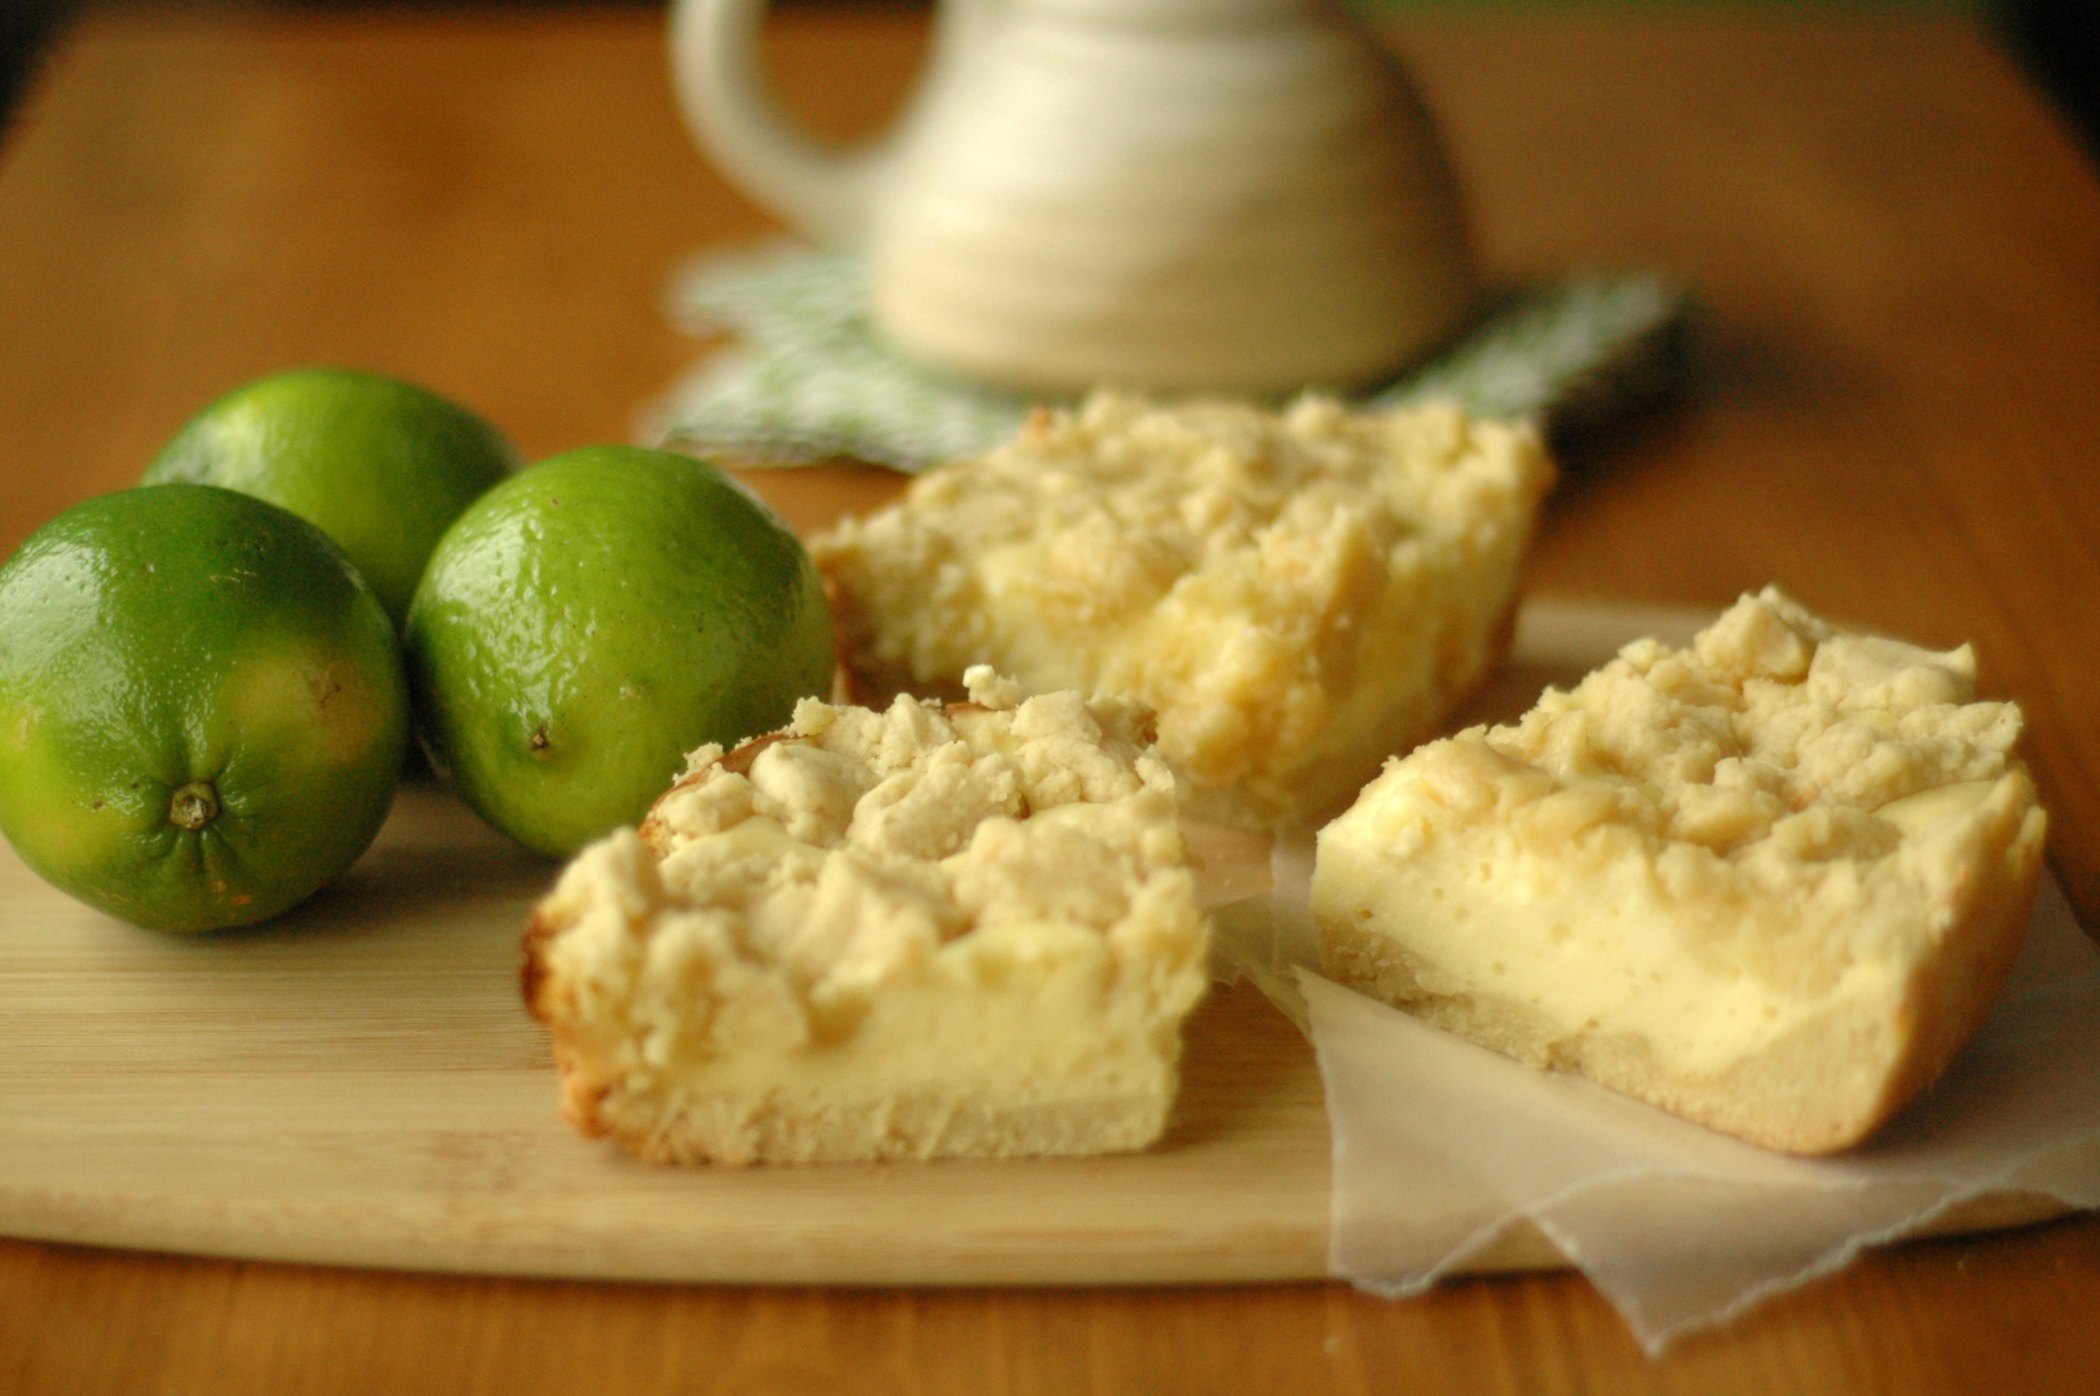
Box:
812, 392, 1554, 830
1311, 588, 2047, 1155
523, 669, 1210, 1164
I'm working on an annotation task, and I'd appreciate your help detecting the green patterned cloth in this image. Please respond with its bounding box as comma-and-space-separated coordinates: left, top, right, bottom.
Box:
645, 242, 1689, 472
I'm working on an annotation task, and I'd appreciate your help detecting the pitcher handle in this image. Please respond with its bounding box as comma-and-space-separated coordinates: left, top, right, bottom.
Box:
668, 0, 886, 245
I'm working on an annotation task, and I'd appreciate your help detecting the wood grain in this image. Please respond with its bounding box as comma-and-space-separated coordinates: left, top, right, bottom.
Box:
4, 5, 2100, 1393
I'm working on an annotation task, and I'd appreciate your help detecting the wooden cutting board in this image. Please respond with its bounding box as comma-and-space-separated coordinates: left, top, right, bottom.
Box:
0, 601, 2071, 1285
0, 781, 1344, 1285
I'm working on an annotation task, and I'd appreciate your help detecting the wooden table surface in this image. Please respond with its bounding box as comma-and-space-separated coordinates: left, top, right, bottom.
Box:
4, 4, 2100, 1392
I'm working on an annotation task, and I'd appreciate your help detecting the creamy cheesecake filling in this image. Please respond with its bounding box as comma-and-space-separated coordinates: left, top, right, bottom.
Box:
815, 392, 1553, 828
526, 669, 1212, 1163
1311, 588, 2047, 1153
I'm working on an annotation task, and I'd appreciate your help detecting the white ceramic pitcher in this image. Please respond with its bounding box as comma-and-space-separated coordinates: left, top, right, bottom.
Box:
670, 0, 1477, 395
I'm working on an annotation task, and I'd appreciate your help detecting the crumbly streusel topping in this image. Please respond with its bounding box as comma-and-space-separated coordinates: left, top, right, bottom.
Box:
533, 670, 1201, 1057
1354, 587, 2037, 982
814, 392, 1554, 824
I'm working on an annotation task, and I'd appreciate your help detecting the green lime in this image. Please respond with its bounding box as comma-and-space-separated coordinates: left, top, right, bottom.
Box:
0, 485, 411, 932
143, 367, 520, 627
406, 445, 834, 858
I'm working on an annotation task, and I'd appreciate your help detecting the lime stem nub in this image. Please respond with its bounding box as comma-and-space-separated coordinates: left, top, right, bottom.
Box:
169, 781, 219, 832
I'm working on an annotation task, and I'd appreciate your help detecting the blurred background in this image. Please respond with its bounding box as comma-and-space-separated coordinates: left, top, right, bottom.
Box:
2, 1, 2096, 167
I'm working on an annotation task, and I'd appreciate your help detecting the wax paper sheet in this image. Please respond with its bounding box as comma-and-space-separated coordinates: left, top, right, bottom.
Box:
1215, 837, 2100, 1355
